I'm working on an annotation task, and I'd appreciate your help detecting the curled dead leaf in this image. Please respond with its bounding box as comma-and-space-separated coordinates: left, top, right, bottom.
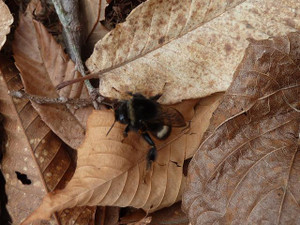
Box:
183, 33, 300, 224
20, 93, 223, 225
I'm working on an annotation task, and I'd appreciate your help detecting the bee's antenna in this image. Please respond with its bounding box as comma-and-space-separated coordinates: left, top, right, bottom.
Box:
106, 119, 116, 136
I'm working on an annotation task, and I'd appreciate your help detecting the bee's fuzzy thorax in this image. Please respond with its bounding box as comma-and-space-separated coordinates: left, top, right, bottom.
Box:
127, 99, 135, 125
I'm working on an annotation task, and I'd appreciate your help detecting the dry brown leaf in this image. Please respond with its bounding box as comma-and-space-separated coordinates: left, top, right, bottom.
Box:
182, 33, 300, 224
0, 0, 13, 50
86, 0, 300, 104
0, 58, 56, 225
13, 1, 93, 149
80, 0, 109, 54
0, 58, 96, 225
100, 206, 120, 225
20, 93, 223, 225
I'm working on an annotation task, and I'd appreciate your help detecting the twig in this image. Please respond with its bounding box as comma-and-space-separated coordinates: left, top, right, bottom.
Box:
9, 90, 93, 108
51, 0, 100, 108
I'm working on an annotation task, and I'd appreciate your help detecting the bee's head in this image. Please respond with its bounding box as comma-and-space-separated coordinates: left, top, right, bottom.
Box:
114, 101, 130, 124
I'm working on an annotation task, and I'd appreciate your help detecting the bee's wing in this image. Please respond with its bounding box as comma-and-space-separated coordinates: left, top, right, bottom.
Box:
159, 107, 186, 127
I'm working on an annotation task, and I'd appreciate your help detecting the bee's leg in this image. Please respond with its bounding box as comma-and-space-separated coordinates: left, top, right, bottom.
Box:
147, 147, 157, 169
123, 125, 130, 138
141, 132, 157, 169
126, 91, 134, 96
121, 125, 131, 143
127, 92, 147, 99
149, 94, 162, 101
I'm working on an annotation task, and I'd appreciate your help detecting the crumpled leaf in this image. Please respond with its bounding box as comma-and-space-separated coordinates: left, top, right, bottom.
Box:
86, 0, 299, 104
0, 0, 13, 50
182, 33, 300, 224
13, 1, 93, 149
0, 58, 96, 225
20, 93, 223, 225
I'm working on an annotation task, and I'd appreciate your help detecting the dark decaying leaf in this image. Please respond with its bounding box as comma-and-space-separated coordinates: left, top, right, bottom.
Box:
101, 0, 147, 30
149, 201, 188, 225
183, 33, 300, 224
0, 58, 96, 224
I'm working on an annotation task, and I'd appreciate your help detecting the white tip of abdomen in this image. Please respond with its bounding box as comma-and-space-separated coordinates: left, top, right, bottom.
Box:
156, 125, 170, 139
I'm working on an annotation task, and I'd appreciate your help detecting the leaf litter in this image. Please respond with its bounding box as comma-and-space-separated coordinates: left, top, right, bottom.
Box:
1, 0, 299, 224
182, 33, 300, 225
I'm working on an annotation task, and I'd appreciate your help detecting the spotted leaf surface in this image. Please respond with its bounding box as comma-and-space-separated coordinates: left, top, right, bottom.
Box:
86, 0, 299, 104
183, 33, 300, 225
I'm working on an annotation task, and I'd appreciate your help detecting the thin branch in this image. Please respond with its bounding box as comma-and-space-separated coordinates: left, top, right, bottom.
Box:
51, 0, 99, 108
9, 90, 93, 108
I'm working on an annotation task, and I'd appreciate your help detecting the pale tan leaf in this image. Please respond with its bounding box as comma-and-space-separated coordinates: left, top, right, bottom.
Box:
20, 93, 223, 225
86, 0, 299, 104
13, 2, 93, 149
0, 0, 13, 50
0, 58, 97, 225
183, 33, 300, 224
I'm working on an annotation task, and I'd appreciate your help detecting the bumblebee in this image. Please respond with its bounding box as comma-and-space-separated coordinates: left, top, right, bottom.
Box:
110, 93, 186, 168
